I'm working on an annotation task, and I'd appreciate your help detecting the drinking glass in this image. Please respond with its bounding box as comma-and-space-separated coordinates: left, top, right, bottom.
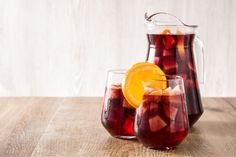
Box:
101, 70, 136, 139
134, 75, 189, 149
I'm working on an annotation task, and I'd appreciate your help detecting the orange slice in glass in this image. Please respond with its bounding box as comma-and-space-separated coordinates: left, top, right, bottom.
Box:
122, 62, 167, 108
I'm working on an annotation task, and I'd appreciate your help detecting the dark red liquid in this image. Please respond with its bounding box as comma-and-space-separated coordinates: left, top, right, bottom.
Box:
101, 84, 136, 138
135, 93, 189, 149
146, 34, 203, 127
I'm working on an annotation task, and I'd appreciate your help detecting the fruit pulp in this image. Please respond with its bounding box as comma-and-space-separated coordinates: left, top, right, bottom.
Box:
101, 84, 136, 138
135, 92, 189, 149
146, 34, 203, 127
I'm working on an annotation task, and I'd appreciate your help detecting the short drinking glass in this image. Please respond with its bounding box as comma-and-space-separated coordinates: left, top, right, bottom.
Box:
101, 70, 136, 139
134, 75, 189, 149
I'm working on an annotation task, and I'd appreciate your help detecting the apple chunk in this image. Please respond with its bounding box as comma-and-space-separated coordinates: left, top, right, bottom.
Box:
149, 115, 167, 132
162, 57, 178, 73
164, 105, 178, 120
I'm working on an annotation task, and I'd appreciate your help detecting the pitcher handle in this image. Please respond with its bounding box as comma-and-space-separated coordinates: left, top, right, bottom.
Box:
194, 36, 205, 84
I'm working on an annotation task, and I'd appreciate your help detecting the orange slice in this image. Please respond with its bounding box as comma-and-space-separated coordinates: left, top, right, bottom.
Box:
122, 62, 167, 108
162, 29, 171, 34
176, 30, 186, 60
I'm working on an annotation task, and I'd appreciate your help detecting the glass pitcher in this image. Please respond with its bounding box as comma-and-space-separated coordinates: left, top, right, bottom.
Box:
145, 12, 205, 127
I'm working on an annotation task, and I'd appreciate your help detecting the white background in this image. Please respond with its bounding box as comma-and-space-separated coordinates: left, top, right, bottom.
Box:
0, 0, 235, 97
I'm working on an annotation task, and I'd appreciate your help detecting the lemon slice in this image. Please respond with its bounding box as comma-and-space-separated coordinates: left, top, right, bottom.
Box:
122, 62, 167, 108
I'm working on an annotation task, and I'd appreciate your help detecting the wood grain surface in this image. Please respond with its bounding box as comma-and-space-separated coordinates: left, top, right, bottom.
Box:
0, 97, 235, 157
0, 0, 236, 97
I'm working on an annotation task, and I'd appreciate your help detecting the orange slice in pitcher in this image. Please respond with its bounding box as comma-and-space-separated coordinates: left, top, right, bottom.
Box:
162, 29, 171, 34
122, 62, 167, 108
176, 30, 186, 60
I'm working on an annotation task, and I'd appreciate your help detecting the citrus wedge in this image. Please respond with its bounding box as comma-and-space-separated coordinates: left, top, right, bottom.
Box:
122, 62, 167, 108
162, 29, 171, 34
176, 30, 186, 60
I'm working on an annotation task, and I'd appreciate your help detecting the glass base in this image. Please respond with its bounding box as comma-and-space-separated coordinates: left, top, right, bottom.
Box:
114, 135, 136, 140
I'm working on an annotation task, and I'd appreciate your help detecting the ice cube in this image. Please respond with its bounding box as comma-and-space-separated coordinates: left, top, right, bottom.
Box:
108, 84, 121, 99
164, 105, 178, 120
163, 87, 172, 95
149, 115, 167, 132
172, 85, 182, 94
162, 57, 178, 74
163, 35, 176, 50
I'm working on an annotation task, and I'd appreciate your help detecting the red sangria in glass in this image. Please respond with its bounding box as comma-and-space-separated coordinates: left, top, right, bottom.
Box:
101, 70, 136, 139
135, 75, 189, 149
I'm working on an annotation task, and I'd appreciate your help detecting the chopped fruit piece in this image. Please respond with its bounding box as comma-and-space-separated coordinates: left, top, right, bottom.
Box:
188, 61, 196, 72
163, 49, 175, 57
172, 85, 182, 94
154, 57, 161, 66
144, 79, 166, 91
151, 35, 163, 48
166, 121, 179, 133
149, 115, 167, 132
180, 73, 188, 81
108, 84, 121, 99
122, 62, 167, 108
162, 57, 178, 74
138, 100, 149, 116
165, 87, 172, 91
149, 102, 159, 118
107, 104, 120, 123
122, 115, 134, 135
163, 35, 176, 50
164, 94, 183, 105
122, 98, 133, 108
185, 79, 196, 89
164, 105, 178, 120
176, 31, 186, 60
150, 89, 162, 96
162, 29, 171, 34
150, 102, 158, 111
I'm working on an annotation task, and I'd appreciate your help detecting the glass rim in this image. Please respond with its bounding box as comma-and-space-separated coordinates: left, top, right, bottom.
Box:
150, 74, 183, 82
107, 70, 183, 81
146, 23, 198, 28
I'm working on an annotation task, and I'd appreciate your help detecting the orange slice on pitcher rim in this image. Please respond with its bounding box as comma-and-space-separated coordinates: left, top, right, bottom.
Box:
122, 62, 167, 108
162, 29, 171, 34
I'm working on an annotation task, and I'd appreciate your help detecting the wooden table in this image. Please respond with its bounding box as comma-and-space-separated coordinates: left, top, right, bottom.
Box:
0, 97, 235, 157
